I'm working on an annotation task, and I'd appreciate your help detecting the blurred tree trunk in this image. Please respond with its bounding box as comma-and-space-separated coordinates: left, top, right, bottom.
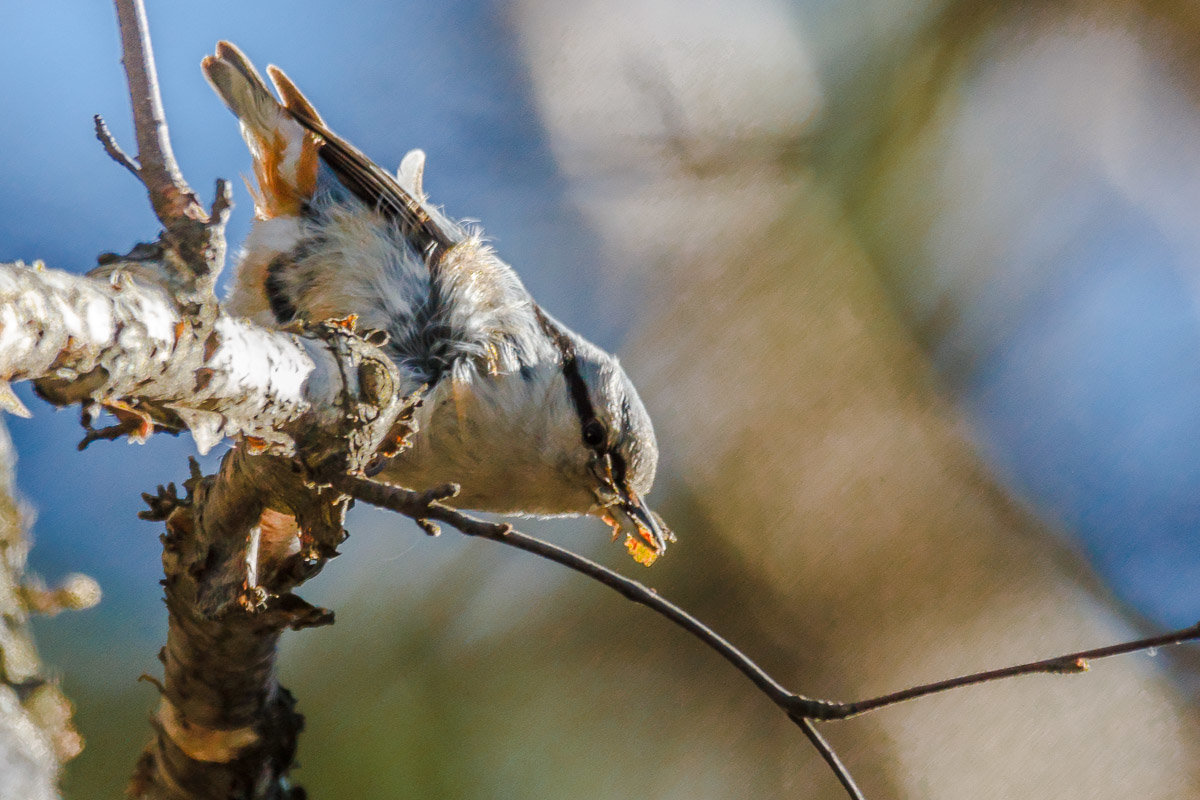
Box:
0, 421, 83, 800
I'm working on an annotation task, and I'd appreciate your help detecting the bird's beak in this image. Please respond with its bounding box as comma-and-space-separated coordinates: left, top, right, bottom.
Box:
601, 489, 674, 566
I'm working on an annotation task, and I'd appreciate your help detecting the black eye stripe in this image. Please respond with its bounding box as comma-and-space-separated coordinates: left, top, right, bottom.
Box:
562, 357, 598, 433
533, 305, 603, 447
531, 306, 630, 491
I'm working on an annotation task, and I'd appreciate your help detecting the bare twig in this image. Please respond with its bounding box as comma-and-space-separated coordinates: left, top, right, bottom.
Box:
112, 0, 202, 225
107, 0, 230, 300
796, 719, 865, 800
333, 476, 858, 787
831, 622, 1200, 718
335, 475, 838, 718
93, 114, 140, 178
337, 474, 1200, 800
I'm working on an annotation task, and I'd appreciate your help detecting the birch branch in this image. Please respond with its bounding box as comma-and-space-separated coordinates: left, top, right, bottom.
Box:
0, 260, 401, 459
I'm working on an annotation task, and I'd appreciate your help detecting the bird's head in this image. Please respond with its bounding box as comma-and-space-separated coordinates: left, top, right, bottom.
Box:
536, 309, 673, 565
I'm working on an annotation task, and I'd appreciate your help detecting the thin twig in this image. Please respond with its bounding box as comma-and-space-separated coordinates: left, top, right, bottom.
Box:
832, 622, 1200, 718
795, 718, 864, 800
93, 114, 140, 178
334, 475, 856, 791
338, 474, 1200, 800
335, 475, 838, 720
108, 0, 230, 297
112, 0, 202, 225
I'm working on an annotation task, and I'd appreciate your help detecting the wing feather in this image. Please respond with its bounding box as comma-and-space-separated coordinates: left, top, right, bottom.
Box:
266, 66, 459, 260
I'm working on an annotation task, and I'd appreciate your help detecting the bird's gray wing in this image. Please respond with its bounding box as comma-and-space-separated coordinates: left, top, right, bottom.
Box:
266, 66, 548, 380
267, 66, 462, 262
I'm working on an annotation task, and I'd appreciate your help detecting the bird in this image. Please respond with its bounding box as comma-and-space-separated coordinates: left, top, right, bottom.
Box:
201, 42, 672, 565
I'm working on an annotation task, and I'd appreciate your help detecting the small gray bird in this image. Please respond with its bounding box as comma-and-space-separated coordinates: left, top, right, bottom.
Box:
202, 42, 671, 564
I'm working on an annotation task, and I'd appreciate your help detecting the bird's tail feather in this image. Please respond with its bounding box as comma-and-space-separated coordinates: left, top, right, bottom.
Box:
202, 41, 319, 218
266, 64, 325, 127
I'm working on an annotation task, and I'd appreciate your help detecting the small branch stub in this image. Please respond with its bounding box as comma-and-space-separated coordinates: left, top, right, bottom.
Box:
94, 114, 140, 178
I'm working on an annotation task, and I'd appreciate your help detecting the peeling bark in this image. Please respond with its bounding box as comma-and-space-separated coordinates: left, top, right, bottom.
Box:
130, 453, 352, 800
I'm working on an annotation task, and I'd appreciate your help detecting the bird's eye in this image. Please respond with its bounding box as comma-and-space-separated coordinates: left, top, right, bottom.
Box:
581, 418, 607, 448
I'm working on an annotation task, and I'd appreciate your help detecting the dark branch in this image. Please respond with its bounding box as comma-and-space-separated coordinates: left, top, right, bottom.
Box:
333, 476, 856, 788
338, 474, 1200, 800
334, 475, 839, 719
796, 719, 865, 800
832, 621, 1200, 718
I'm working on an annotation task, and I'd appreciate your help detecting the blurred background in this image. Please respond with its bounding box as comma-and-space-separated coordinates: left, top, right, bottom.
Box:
2, 0, 1199, 797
